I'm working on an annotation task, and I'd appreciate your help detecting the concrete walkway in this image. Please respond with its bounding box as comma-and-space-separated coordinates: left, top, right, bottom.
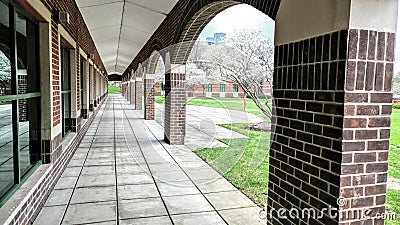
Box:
155, 102, 263, 151
33, 95, 263, 225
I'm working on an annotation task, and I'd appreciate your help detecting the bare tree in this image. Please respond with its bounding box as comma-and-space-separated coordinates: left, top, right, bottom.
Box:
188, 29, 274, 119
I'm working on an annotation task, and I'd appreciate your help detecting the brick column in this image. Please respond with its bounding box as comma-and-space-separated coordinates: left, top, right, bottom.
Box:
164, 64, 186, 145
135, 77, 143, 110
129, 81, 135, 105
267, 1, 397, 225
144, 74, 155, 120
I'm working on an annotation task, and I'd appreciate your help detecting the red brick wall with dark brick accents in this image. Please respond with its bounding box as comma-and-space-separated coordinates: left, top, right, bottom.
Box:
268, 30, 348, 225
339, 29, 394, 224
51, 20, 61, 127
144, 78, 155, 120
122, 0, 280, 78
164, 73, 186, 145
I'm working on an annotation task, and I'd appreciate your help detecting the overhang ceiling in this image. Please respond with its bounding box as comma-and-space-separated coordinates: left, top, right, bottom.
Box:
76, 0, 178, 75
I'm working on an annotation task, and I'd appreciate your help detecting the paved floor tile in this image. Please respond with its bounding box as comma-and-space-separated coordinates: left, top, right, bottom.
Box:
61, 167, 82, 178
81, 165, 115, 176
44, 189, 74, 207
118, 184, 160, 200
171, 211, 226, 225
70, 186, 116, 204
33, 205, 67, 225
219, 207, 264, 225
76, 174, 116, 188
119, 198, 168, 220
157, 180, 200, 197
164, 194, 214, 215
54, 177, 78, 190
120, 216, 172, 225
204, 191, 256, 210
117, 173, 154, 185
195, 178, 237, 193
62, 201, 116, 224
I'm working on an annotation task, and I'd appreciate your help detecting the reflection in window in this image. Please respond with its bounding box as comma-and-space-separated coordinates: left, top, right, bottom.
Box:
0, 2, 41, 202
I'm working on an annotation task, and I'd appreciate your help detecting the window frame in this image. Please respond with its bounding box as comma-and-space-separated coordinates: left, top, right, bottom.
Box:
0, 0, 42, 206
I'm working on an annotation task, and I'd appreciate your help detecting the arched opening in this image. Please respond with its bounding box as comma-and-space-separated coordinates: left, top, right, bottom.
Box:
163, 2, 276, 211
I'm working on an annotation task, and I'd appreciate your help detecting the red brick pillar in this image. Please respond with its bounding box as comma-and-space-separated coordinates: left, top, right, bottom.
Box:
135, 77, 143, 110
129, 81, 135, 105
267, 1, 397, 225
164, 64, 186, 145
144, 74, 155, 120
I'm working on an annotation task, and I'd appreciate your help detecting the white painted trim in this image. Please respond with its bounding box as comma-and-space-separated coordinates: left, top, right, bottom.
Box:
26, 0, 51, 22
59, 25, 76, 47
79, 48, 88, 60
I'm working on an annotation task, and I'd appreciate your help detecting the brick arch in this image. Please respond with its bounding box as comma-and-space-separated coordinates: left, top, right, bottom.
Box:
144, 50, 163, 75
123, 0, 280, 78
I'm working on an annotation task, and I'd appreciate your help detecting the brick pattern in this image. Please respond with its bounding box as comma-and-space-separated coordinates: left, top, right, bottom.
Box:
135, 80, 143, 110
18, 75, 27, 121
4, 97, 106, 225
268, 30, 348, 225
144, 78, 155, 120
339, 29, 394, 224
130, 81, 135, 105
164, 73, 186, 145
51, 20, 61, 127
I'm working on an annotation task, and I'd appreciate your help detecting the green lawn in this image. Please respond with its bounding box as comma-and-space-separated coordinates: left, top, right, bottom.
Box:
108, 85, 121, 94
194, 123, 270, 206
155, 97, 270, 121
155, 96, 165, 104
387, 108, 400, 224
191, 102, 400, 223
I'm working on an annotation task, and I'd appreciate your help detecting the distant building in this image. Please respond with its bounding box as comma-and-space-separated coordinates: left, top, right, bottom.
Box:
206, 32, 226, 45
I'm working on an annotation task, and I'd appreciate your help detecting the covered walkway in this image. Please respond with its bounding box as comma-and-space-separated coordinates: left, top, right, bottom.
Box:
34, 95, 262, 225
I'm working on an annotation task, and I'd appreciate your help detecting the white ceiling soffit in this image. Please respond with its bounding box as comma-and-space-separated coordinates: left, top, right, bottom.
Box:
76, 0, 178, 74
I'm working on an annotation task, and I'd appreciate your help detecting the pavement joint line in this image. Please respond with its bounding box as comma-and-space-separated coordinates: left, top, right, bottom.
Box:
118, 97, 175, 225
131, 99, 230, 225
113, 99, 121, 225
59, 99, 108, 225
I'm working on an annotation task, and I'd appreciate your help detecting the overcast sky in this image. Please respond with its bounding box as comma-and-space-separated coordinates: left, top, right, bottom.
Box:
198, 4, 275, 41
201, 4, 400, 75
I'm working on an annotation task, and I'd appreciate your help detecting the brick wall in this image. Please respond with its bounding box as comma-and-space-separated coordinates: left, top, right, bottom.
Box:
164, 73, 186, 145
339, 29, 394, 224
135, 80, 143, 110
144, 77, 155, 120
268, 30, 348, 225
51, 20, 61, 127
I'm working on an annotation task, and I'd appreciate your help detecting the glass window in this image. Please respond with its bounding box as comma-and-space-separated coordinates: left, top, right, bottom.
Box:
206, 84, 212, 92
220, 84, 225, 93
233, 84, 239, 92
0, 2, 41, 203
61, 45, 71, 137
0, 0, 14, 200
80, 59, 85, 111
